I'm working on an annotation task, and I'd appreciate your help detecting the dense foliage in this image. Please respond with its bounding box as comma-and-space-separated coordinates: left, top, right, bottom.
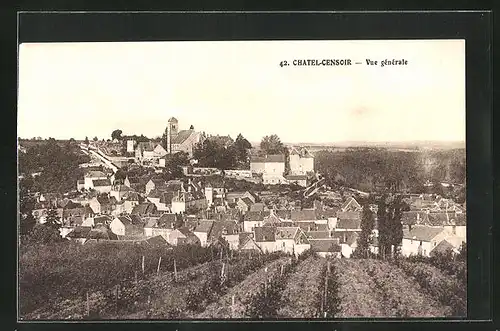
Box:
354, 205, 375, 258
18, 138, 90, 193
377, 195, 405, 258
405, 251, 467, 286
314, 148, 466, 194
394, 260, 466, 316
19, 241, 222, 317
193, 133, 252, 169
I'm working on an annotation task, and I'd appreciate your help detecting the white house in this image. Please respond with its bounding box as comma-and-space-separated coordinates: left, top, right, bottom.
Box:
285, 174, 308, 187
250, 154, 286, 176
275, 227, 310, 256
83, 171, 108, 190
193, 220, 214, 247
254, 226, 277, 253
288, 147, 314, 175
401, 225, 450, 257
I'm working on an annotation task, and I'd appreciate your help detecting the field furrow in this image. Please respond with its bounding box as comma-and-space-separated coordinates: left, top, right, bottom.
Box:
197, 257, 290, 319
277, 256, 326, 318
335, 259, 389, 317
359, 259, 452, 317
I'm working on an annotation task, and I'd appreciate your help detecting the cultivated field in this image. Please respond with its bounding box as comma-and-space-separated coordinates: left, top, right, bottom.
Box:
20, 244, 466, 320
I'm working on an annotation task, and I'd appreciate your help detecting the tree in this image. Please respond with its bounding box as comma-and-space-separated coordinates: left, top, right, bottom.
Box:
387, 195, 404, 258
260, 134, 285, 155
19, 184, 36, 237
356, 204, 375, 258
233, 133, 252, 168
26, 224, 63, 244
84, 136, 89, 145
111, 129, 123, 141
44, 207, 61, 231
189, 125, 194, 130
114, 168, 127, 184
377, 196, 389, 259
93, 136, 98, 142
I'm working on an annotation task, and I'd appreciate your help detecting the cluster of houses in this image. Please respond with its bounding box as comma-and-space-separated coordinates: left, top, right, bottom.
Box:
28, 116, 466, 259
399, 194, 466, 257
33, 156, 467, 259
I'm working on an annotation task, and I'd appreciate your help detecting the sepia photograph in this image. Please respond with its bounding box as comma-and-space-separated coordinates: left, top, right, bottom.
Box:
17, 39, 466, 320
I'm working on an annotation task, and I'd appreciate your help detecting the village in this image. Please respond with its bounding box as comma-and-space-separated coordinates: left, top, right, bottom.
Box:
26, 117, 467, 259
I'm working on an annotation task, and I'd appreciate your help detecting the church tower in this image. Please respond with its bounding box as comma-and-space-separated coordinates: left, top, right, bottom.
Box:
166, 117, 179, 154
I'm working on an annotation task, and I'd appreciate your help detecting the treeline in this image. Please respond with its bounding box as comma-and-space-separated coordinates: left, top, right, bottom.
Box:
315, 148, 466, 194
18, 138, 90, 193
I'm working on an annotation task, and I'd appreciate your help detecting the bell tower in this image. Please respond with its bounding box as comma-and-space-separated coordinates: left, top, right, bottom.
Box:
166, 117, 179, 154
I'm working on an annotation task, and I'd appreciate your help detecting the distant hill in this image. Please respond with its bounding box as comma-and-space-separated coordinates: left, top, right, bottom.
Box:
284, 141, 465, 151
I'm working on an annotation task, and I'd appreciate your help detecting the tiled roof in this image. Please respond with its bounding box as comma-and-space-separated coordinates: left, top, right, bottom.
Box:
340, 197, 362, 211
112, 185, 134, 193
317, 208, 339, 219
145, 235, 171, 247
430, 239, 455, 255
250, 203, 267, 212
85, 171, 107, 178
244, 211, 270, 222
291, 209, 318, 222
125, 176, 140, 184
275, 209, 291, 220
289, 146, 313, 158
286, 175, 308, 180
131, 203, 158, 215
428, 212, 466, 226
306, 231, 330, 239
331, 231, 359, 245
157, 213, 177, 228
250, 154, 286, 163
254, 226, 276, 242
194, 220, 214, 234
403, 225, 445, 242
171, 130, 194, 144
315, 223, 329, 231
94, 215, 112, 225
226, 192, 249, 199
336, 218, 361, 230
336, 211, 361, 220
67, 226, 92, 238
275, 227, 299, 240
263, 213, 282, 226
238, 232, 253, 246
93, 179, 111, 187
402, 211, 430, 225
309, 239, 341, 252
208, 220, 239, 242
159, 191, 175, 204
122, 191, 140, 201
239, 197, 254, 207
295, 222, 322, 231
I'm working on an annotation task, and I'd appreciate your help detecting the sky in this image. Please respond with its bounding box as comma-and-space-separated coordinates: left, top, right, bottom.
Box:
18, 40, 465, 144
